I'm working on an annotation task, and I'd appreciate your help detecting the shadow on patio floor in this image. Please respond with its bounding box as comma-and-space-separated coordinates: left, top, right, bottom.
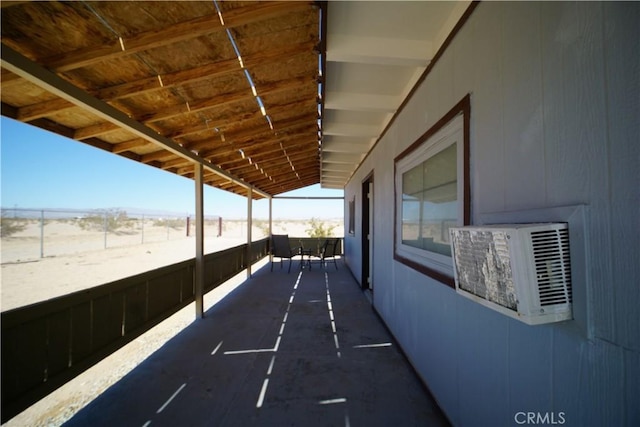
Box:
64, 261, 449, 427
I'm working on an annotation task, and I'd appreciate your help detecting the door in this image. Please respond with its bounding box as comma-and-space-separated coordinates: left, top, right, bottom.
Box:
361, 175, 373, 291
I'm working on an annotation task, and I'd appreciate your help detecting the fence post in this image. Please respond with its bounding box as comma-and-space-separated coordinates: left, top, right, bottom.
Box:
103, 212, 108, 249
40, 209, 44, 258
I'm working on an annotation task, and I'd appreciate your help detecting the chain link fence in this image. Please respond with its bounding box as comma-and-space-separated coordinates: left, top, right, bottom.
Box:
0, 208, 222, 263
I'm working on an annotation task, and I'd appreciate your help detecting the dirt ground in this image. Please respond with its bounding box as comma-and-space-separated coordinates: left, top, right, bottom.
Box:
0, 219, 342, 426
1, 219, 342, 310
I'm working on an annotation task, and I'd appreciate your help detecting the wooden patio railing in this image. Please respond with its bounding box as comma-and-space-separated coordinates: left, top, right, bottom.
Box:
295, 237, 343, 258
1, 238, 269, 422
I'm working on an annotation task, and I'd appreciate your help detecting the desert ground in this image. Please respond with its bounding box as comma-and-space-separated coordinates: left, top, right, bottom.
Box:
0, 217, 342, 426
1, 218, 343, 310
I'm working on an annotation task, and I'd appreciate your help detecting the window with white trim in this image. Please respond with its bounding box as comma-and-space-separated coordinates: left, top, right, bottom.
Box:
394, 96, 470, 285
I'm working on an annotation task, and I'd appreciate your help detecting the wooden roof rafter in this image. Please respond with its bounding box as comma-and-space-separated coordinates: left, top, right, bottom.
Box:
200, 126, 318, 162
72, 87, 315, 153
220, 140, 318, 168
139, 75, 314, 125
14, 40, 317, 123
180, 114, 318, 162
222, 153, 316, 178
231, 138, 318, 163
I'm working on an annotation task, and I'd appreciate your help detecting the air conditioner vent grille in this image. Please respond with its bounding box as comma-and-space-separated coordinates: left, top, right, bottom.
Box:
531, 229, 572, 306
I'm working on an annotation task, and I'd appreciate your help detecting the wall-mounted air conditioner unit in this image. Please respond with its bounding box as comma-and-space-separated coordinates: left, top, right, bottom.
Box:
449, 223, 572, 325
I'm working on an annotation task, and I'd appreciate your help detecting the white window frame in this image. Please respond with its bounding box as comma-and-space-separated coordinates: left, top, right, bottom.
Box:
393, 95, 470, 285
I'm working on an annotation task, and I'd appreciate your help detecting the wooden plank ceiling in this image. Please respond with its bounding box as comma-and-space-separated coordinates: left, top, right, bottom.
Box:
1, 1, 323, 199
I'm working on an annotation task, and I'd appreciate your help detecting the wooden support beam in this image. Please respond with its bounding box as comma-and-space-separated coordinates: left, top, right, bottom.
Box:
139, 76, 312, 124
247, 187, 253, 279
41, 2, 312, 72
74, 122, 119, 140
111, 138, 151, 154
96, 41, 316, 101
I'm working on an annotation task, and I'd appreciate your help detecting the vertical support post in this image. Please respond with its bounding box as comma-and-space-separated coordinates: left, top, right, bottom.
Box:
194, 163, 204, 319
247, 187, 252, 279
269, 197, 273, 236
268, 197, 273, 264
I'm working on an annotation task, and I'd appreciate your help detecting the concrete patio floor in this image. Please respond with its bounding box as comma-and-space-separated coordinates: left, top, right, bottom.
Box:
63, 259, 449, 427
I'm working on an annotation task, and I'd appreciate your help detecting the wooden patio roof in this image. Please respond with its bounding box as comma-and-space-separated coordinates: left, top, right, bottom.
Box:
1, 1, 324, 199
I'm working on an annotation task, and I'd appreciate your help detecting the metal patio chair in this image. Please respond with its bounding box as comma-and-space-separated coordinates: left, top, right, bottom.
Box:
319, 238, 340, 270
270, 234, 298, 273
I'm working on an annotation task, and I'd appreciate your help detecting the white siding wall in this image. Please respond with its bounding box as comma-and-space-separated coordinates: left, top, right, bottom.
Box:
343, 2, 639, 426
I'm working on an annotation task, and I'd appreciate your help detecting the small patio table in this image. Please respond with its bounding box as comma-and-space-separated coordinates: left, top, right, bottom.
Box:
299, 246, 313, 269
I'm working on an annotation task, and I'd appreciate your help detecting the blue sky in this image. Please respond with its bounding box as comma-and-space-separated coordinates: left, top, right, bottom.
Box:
0, 117, 344, 219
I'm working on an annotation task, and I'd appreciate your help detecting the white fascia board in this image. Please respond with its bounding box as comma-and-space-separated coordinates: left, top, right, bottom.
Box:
322, 140, 371, 153
322, 168, 357, 178
323, 152, 363, 165
320, 182, 344, 189
324, 91, 398, 113
322, 167, 354, 176
321, 178, 347, 185
322, 121, 381, 137
327, 35, 432, 67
